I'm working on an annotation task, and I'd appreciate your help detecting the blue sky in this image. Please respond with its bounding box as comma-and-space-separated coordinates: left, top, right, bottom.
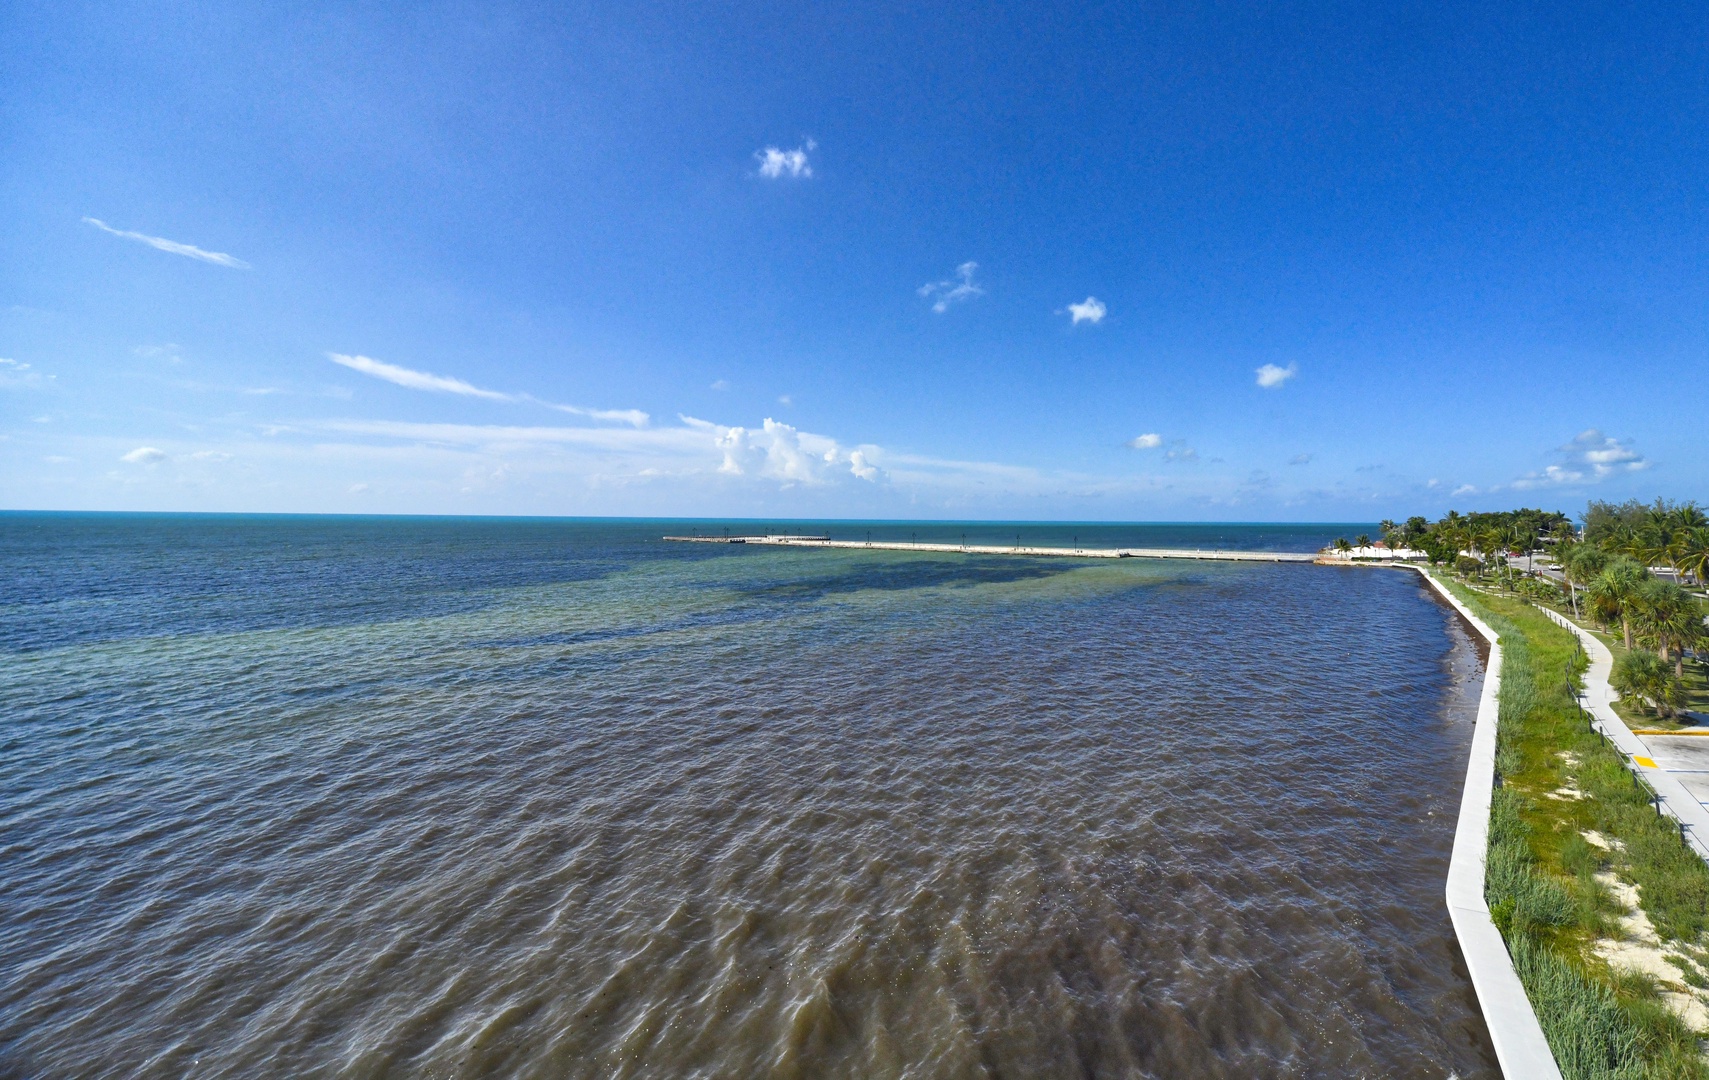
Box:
3, 1, 1706, 520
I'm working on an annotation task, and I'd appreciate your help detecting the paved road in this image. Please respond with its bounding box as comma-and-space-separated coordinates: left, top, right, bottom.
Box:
1641, 736, 1709, 815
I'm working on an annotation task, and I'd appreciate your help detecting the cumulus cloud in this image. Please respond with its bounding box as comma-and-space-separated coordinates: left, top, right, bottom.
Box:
1508, 429, 1650, 489
328, 353, 647, 425
1066, 297, 1106, 325
919, 262, 983, 313
1127, 432, 1196, 460
1567, 429, 1648, 476
1255, 362, 1298, 389
755, 139, 815, 179
84, 218, 250, 269
714, 418, 879, 485
122, 446, 167, 465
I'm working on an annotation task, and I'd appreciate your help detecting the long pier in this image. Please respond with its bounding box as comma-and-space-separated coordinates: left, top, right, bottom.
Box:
662, 534, 1318, 563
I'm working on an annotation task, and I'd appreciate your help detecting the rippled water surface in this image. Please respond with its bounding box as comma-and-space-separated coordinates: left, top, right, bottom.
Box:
0, 515, 1496, 1078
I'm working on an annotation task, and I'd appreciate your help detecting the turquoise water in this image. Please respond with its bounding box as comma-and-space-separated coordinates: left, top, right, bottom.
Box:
0, 514, 1495, 1077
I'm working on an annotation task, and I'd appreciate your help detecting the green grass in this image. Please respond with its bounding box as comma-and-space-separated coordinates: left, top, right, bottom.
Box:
1474, 570, 1709, 729
1437, 573, 1709, 1078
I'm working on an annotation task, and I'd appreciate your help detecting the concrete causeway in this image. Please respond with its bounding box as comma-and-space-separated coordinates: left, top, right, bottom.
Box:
663, 534, 1318, 562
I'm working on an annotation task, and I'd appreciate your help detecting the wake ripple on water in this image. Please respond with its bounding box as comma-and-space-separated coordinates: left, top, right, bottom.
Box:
0, 520, 1497, 1078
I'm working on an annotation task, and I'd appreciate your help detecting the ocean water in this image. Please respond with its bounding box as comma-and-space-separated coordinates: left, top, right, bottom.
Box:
0, 515, 1496, 1078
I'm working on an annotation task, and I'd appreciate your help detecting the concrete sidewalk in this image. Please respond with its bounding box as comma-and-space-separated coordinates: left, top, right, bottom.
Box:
1536, 607, 1709, 863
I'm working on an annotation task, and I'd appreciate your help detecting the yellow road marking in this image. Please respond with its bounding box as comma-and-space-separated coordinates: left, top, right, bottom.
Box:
1633, 756, 1657, 769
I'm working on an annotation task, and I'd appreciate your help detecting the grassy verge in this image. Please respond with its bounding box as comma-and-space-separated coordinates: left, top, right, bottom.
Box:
1438, 574, 1709, 1078
1487, 573, 1709, 730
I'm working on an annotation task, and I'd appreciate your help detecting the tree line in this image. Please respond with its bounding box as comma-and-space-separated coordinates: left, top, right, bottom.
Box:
1367, 499, 1708, 720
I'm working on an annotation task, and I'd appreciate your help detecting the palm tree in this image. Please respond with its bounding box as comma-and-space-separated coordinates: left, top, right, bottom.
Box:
1558, 540, 1592, 617
1333, 537, 1353, 554
1586, 557, 1648, 649
1355, 533, 1371, 549
1678, 526, 1709, 588
1611, 650, 1684, 719
1629, 578, 1688, 665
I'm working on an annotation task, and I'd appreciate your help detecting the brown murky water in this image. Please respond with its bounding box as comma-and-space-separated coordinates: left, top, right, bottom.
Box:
0, 518, 1496, 1077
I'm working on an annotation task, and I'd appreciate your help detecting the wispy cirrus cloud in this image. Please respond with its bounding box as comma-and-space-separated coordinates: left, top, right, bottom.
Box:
329, 353, 512, 400
321, 414, 882, 488
919, 262, 983, 313
0, 358, 50, 390
83, 218, 250, 269
327, 353, 648, 426
756, 139, 815, 179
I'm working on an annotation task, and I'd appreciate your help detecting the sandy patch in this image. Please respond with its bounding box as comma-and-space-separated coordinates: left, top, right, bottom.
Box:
1591, 872, 1709, 1033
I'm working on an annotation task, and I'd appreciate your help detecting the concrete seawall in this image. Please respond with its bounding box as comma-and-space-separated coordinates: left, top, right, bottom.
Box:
1414, 569, 1563, 1079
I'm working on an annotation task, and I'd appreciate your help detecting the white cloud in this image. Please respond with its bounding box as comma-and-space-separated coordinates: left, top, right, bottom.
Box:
318, 413, 884, 490
1067, 297, 1106, 325
542, 403, 650, 427
1127, 433, 1163, 449
328, 352, 648, 425
755, 139, 815, 179
0, 358, 47, 389
1568, 428, 1648, 475
1507, 429, 1649, 489
1166, 444, 1198, 462
714, 418, 869, 485
777, 394, 793, 406
122, 446, 167, 465
710, 379, 730, 391
1255, 362, 1298, 389
329, 353, 513, 400
918, 262, 983, 313
1452, 484, 1477, 496
83, 218, 250, 269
